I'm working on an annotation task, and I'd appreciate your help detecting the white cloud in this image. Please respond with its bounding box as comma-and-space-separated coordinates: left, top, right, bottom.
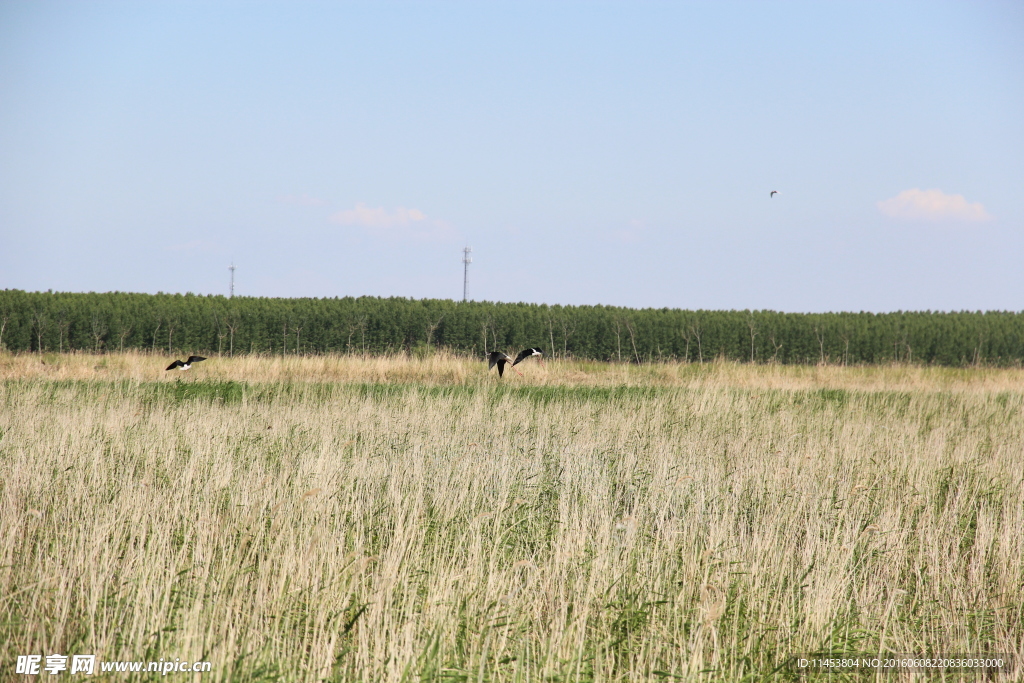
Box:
877, 188, 992, 222
331, 203, 425, 228
330, 203, 455, 241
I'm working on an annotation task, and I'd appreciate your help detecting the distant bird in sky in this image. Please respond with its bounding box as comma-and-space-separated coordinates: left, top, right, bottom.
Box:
513, 347, 544, 367
166, 355, 206, 371
770, 190, 779, 198
487, 351, 524, 378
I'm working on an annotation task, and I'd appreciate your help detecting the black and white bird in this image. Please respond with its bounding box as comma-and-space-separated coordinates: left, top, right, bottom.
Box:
166, 356, 206, 371
513, 347, 544, 367
770, 190, 779, 198
487, 351, 523, 378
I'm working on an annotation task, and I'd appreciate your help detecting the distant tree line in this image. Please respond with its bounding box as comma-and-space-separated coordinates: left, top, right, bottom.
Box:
1, 289, 1021, 366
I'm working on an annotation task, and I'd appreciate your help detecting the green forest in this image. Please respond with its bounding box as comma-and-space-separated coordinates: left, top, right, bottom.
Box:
1, 289, 1021, 365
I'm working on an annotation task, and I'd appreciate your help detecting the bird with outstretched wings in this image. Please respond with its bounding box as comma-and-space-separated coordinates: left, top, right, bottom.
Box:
166, 356, 207, 371
512, 347, 544, 366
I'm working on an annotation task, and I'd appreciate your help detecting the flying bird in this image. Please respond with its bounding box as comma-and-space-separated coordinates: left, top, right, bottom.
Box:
166, 356, 207, 371
770, 190, 779, 198
487, 351, 524, 378
513, 347, 544, 367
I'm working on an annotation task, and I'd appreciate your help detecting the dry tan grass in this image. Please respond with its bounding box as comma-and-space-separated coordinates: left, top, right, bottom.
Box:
4, 349, 1024, 392
1, 352, 1022, 681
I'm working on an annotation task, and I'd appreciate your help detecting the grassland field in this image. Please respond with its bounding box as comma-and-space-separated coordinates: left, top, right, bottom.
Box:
1, 351, 1022, 681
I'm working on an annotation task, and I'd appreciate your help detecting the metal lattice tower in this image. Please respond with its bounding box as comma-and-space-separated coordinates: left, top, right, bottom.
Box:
462, 247, 472, 302
229, 263, 236, 298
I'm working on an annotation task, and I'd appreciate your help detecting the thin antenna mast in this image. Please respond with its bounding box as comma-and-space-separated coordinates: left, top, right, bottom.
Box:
462, 247, 472, 302
228, 263, 236, 298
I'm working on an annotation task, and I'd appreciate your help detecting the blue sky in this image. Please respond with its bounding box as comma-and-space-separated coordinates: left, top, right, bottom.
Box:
1, 1, 1021, 312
